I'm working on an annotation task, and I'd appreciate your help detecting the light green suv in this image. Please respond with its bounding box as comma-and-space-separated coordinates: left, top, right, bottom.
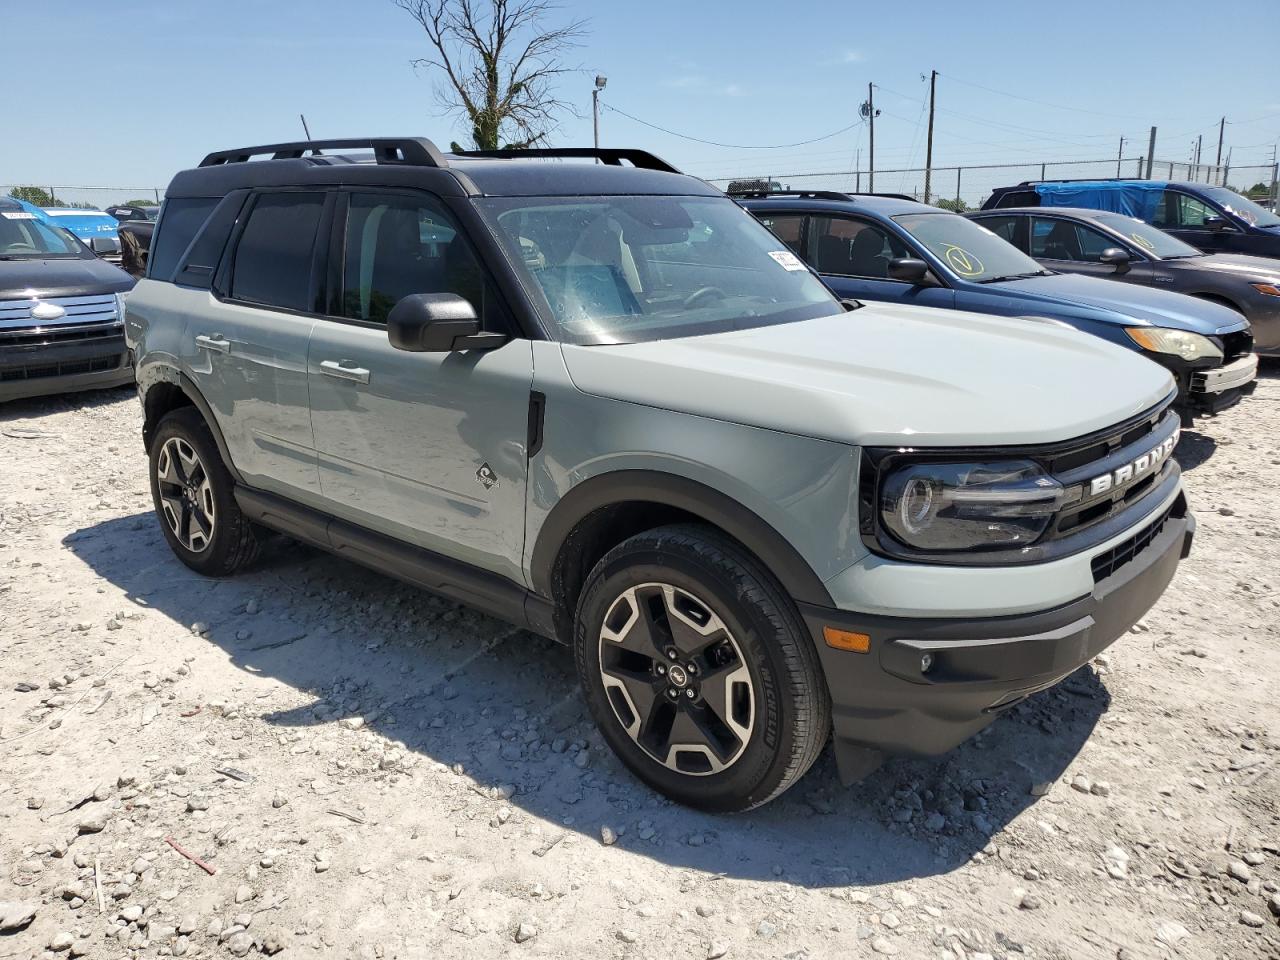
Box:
125, 137, 1194, 811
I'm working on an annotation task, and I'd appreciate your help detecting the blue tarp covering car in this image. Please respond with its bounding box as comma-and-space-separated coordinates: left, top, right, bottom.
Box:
41, 208, 121, 244
1034, 180, 1169, 221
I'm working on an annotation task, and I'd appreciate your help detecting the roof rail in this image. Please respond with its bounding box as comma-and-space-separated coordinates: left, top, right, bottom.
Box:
1016, 177, 1138, 186
454, 147, 680, 173
726, 189, 920, 203
199, 137, 449, 169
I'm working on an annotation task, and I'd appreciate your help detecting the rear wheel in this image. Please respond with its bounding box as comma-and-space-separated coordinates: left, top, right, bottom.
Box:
574, 525, 830, 811
149, 407, 260, 576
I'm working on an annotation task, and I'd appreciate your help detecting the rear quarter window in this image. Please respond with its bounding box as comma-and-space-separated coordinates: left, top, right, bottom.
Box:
148, 198, 220, 280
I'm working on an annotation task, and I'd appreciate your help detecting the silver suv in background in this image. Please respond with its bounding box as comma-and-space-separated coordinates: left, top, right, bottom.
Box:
125, 138, 1194, 810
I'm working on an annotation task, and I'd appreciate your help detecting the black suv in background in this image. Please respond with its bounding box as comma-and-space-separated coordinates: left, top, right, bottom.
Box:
983, 179, 1280, 259
0, 197, 135, 402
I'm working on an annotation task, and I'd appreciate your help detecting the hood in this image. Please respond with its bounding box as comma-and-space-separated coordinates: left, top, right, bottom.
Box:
996, 272, 1244, 333
0, 257, 134, 300
1168, 253, 1280, 283
560, 304, 1174, 448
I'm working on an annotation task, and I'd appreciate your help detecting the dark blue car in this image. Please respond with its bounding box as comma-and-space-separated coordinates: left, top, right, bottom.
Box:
737, 191, 1257, 422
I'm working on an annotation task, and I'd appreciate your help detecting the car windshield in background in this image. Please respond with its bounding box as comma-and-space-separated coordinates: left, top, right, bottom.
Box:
1094, 214, 1203, 259
477, 195, 842, 345
1201, 186, 1280, 228
0, 213, 91, 259
893, 212, 1048, 283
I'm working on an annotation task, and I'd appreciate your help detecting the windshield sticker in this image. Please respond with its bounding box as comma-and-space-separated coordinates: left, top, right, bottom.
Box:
1129, 232, 1155, 252
767, 250, 807, 271
943, 245, 984, 277
1, 211, 37, 220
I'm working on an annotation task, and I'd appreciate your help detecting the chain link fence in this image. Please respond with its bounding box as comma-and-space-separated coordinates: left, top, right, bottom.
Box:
708, 158, 1280, 211
2, 185, 165, 210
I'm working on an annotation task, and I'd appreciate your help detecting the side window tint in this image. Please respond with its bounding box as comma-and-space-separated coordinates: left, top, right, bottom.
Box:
1032, 218, 1082, 260
341, 193, 503, 329
1073, 224, 1118, 261
148, 198, 219, 281
1175, 193, 1218, 228
756, 215, 805, 259
1149, 191, 1172, 228
811, 216, 908, 278
978, 215, 1020, 247
995, 190, 1038, 208
230, 193, 325, 311
174, 192, 248, 289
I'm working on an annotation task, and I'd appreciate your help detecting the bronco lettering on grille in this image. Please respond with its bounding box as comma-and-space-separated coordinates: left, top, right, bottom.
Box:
1088, 430, 1179, 497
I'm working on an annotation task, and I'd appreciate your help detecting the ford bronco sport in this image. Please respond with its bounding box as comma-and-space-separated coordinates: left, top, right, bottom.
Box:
126, 138, 1194, 811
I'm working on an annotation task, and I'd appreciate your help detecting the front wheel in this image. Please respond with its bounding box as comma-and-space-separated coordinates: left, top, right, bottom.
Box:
574, 525, 830, 812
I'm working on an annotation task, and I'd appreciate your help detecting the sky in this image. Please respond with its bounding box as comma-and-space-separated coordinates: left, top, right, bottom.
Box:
5, 0, 1280, 197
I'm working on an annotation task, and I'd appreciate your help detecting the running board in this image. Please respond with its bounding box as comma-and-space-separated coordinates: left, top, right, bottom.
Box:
234, 486, 557, 641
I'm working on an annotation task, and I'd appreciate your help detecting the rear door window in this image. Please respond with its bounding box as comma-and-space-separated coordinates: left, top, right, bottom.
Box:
976, 215, 1022, 249
229, 193, 325, 312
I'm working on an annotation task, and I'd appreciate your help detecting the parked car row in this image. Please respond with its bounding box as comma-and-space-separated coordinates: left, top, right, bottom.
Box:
737, 189, 1261, 423
116, 137, 1204, 811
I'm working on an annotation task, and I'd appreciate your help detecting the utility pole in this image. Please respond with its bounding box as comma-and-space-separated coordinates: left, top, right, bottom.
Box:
1145, 126, 1157, 179
1116, 136, 1125, 177
923, 69, 937, 204
1194, 134, 1202, 166
1215, 116, 1225, 167
592, 75, 607, 158
860, 83, 879, 192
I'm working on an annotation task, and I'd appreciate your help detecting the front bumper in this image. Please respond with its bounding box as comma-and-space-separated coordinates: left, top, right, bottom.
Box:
800, 494, 1193, 772
0, 343, 133, 402
1171, 352, 1258, 420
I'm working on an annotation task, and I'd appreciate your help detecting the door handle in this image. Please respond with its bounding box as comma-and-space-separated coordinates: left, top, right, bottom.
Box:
319, 359, 371, 384
195, 334, 230, 355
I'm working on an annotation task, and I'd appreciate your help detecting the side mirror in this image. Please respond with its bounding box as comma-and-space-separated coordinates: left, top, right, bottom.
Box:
1203, 216, 1230, 233
1099, 247, 1131, 273
887, 257, 930, 284
90, 236, 120, 255
386, 293, 506, 352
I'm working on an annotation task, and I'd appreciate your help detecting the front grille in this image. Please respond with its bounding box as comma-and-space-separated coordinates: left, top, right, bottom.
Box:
1220, 329, 1254, 363
0, 319, 123, 347
1090, 499, 1179, 582
0, 294, 119, 329
0, 354, 123, 382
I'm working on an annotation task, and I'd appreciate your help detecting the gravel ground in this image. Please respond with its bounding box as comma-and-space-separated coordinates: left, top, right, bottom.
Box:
1, 371, 1278, 960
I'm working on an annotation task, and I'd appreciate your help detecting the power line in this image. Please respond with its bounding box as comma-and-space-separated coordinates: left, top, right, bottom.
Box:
600, 101, 863, 150
940, 72, 1150, 121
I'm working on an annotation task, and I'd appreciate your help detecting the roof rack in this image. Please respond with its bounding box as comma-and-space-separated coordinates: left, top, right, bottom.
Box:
199, 137, 449, 169
1016, 177, 1139, 186
726, 189, 918, 203
454, 147, 680, 173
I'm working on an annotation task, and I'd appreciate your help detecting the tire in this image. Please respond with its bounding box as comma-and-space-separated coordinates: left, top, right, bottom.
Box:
148, 406, 260, 576
574, 524, 831, 812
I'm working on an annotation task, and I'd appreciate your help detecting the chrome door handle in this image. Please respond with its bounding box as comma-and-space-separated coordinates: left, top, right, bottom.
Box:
194, 334, 231, 354
319, 359, 370, 384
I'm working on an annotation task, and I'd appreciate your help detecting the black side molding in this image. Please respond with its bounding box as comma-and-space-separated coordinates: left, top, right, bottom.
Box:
527, 391, 545, 459
234, 486, 554, 640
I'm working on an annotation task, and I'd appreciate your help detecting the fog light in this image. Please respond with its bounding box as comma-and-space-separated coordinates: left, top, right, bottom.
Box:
823, 627, 871, 653
920, 653, 934, 674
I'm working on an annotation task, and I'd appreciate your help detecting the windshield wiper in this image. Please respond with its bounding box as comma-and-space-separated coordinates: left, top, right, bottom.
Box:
973, 270, 1049, 284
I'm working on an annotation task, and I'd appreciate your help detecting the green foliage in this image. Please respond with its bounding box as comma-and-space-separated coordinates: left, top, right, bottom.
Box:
934, 197, 968, 213
7, 185, 57, 207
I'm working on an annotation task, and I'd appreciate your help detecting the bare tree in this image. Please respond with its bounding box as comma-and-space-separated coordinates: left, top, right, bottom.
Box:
393, 0, 587, 151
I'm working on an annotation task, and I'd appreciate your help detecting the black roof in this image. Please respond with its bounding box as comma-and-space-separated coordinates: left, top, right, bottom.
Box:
737, 193, 932, 217
167, 137, 721, 200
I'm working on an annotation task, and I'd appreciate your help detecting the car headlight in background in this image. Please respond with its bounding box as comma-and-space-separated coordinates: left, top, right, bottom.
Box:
1124, 327, 1223, 361
1251, 282, 1280, 297
879, 460, 1066, 552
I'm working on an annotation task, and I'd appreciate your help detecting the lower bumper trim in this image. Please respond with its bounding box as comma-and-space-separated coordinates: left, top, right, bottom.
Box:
799, 502, 1193, 770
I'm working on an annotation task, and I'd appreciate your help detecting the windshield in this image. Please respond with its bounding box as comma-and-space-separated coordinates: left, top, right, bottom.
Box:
1201, 186, 1280, 228
476, 195, 842, 345
1094, 214, 1202, 259
893, 212, 1048, 283
0, 212, 91, 259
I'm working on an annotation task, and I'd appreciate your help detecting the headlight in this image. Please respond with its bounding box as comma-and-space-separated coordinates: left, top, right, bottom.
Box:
1251, 282, 1280, 297
879, 460, 1065, 552
1124, 327, 1222, 361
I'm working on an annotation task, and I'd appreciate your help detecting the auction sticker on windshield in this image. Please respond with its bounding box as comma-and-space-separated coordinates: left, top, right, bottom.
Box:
768, 250, 806, 271
1, 212, 37, 220
943, 245, 984, 277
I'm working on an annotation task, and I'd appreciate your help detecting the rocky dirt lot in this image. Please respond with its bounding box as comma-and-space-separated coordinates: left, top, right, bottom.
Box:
1, 372, 1278, 960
